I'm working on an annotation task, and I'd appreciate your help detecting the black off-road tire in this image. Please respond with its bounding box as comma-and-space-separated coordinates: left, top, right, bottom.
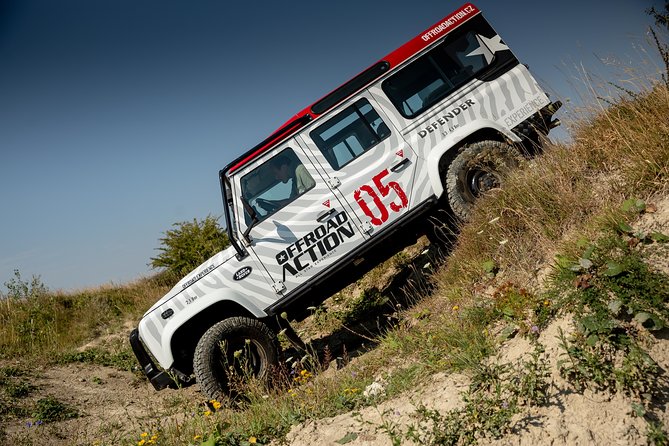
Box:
445, 140, 523, 221
193, 316, 279, 401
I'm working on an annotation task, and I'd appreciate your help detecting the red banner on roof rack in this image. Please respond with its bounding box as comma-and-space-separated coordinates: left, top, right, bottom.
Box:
384, 3, 479, 67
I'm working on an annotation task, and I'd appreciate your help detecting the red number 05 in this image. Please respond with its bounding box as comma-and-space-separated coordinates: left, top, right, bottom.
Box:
354, 169, 408, 226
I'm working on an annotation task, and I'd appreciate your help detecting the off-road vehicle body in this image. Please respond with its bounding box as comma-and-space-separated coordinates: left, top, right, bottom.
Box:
130, 3, 561, 399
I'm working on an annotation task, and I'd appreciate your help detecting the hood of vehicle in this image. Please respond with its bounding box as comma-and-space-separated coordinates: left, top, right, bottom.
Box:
143, 246, 237, 317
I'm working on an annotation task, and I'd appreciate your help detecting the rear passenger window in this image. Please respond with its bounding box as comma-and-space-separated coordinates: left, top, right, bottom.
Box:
310, 98, 390, 170
382, 15, 510, 119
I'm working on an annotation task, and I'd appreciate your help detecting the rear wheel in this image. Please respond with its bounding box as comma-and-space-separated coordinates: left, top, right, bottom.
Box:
193, 316, 279, 401
446, 140, 522, 221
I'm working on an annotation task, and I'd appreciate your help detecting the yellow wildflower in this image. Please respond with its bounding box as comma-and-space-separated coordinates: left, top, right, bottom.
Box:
141, 433, 149, 438
249, 437, 257, 444
210, 399, 222, 410
204, 410, 212, 417
194, 435, 202, 441
543, 300, 550, 306
137, 441, 145, 446
452, 305, 460, 311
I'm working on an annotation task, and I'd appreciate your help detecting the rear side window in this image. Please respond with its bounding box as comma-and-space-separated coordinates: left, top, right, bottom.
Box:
382, 16, 506, 119
309, 98, 390, 170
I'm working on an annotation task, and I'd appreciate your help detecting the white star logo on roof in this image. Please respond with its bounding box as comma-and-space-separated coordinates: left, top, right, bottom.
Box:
466, 34, 509, 64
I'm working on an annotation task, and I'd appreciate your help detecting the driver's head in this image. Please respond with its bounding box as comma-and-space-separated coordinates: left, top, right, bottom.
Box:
270, 155, 291, 183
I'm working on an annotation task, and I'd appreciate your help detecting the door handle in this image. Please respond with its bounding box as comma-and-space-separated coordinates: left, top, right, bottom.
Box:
316, 208, 336, 222
390, 158, 410, 172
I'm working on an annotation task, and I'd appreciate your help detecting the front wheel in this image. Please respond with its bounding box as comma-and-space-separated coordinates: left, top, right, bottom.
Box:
445, 141, 523, 221
193, 316, 279, 401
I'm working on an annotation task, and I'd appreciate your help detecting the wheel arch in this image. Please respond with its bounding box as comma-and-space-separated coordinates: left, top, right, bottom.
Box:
427, 120, 521, 199
161, 293, 269, 376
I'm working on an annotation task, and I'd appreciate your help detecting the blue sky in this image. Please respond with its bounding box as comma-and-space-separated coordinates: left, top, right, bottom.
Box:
0, 0, 664, 291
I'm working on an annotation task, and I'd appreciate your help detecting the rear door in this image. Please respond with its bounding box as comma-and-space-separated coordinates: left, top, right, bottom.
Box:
299, 93, 418, 238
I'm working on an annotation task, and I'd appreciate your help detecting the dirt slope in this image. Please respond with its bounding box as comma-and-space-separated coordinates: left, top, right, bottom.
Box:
278, 196, 669, 446
2, 363, 201, 445
279, 315, 668, 446
2, 197, 668, 445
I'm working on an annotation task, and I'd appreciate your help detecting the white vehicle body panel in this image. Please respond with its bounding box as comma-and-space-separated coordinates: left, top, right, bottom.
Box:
132, 3, 559, 380
138, 247, 273, 368
232, 138, 369, 297
298, 91, 420, 237
368, 64, 549, 200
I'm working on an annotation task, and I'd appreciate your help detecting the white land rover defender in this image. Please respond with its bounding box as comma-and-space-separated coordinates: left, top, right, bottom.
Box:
130, 3, 561, 400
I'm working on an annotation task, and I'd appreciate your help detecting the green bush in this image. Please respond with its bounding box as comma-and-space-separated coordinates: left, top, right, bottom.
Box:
150, 216, 229, 279
32, 396, 79, 422
551, 215, 669, 398
2, 269, 48, 300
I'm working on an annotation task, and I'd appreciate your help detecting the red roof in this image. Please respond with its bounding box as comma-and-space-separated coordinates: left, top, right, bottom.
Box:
228, 3, 480, 174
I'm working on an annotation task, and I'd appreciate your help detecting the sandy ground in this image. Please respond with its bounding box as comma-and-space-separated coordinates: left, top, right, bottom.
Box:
1, 363, 202, 445
278, 315, 669, 446
277, 196, 669, 446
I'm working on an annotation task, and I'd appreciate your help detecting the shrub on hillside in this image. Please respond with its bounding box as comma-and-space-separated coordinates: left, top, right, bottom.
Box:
2, 269, 48, 300
150, 216, 229, 280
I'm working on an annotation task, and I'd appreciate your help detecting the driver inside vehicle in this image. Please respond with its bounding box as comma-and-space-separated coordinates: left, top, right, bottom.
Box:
272, 155, 315, 195
255, 155, 315, 213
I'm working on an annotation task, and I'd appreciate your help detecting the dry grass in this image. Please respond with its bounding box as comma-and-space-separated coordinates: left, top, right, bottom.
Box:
0, 277, 169, 361
1, 80, 667, 445
433, 84, 669, 302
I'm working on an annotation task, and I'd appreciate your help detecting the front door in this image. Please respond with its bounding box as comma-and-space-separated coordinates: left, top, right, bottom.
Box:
233, 141, 367, 297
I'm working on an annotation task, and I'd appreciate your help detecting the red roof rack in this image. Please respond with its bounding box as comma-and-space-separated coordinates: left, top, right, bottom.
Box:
225, 3, 479, 175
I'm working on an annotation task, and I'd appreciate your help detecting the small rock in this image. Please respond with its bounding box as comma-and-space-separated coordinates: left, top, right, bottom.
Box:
363, 381, 385, 398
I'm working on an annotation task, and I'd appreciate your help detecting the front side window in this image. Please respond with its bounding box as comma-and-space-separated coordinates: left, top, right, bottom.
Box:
382, 16, 514, 119
240, 148, 315, 225
310, 98, 390, 170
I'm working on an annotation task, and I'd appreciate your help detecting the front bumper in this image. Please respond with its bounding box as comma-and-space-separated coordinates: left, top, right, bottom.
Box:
129, 328, 176, 391
513, 100, 563, 138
